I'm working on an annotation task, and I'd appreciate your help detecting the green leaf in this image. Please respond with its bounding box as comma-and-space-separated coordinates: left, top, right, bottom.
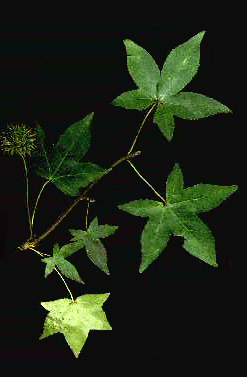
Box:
157, 31, 205, 100
112, 32, 231, 142
51, 112, 94, 171
33, 113, 109, 197
49, 160, 109, 197
39, 293, 112, 358
119, 164, 238, 272
112, 89, 155, 109
36, 113, 94, 180
123, 39, 160, 96
112, 32, 205, 106
69, 217, 118, 274
41, 243, 84, 283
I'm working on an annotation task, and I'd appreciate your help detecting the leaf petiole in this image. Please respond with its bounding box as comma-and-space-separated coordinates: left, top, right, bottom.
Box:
54, 267, 74, 301
127, 160, 166, 204
128, 102, 157, 155
31, 180, 50, 230
20, 154, 33, 239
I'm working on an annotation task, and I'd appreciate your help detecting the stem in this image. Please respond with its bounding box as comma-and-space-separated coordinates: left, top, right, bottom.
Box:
20, 154, 33, 239
54, 267, 74, 301
20, 150, 141, 250
128, 103, 157, 155
85, 198, 95, 229
24, 246, 74, 300
29, 247, 50, 257
31, 180, 50, 230
85, 200, 90, 229
127, 160, 166, 204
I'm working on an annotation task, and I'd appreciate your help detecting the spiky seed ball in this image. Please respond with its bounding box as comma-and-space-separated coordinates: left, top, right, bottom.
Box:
0, 123, 37, 157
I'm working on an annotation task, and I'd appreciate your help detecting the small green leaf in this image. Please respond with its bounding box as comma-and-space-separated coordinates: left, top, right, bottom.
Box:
69, 218, 118, 274
40, 293, 112, 358
41, 244, 84, 283
119, 164, 238, 272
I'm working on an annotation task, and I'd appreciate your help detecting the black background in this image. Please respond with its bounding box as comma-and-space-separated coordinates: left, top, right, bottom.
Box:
0, 19, 244, 373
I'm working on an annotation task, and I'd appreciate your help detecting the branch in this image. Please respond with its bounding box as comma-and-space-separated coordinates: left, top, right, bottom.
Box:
20, 150, 141, 250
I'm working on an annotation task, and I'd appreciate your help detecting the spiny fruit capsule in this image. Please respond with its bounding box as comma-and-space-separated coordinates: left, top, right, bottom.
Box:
0, 123, 37, 157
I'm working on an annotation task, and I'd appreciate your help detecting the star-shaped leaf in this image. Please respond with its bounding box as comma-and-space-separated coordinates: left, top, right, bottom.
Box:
39, 293, 112, 358
118, 164, 238, 272
68, 217, 119, 274
41, 242, 84, 283
112, 32, 231, 141
32, 113, 109, 196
